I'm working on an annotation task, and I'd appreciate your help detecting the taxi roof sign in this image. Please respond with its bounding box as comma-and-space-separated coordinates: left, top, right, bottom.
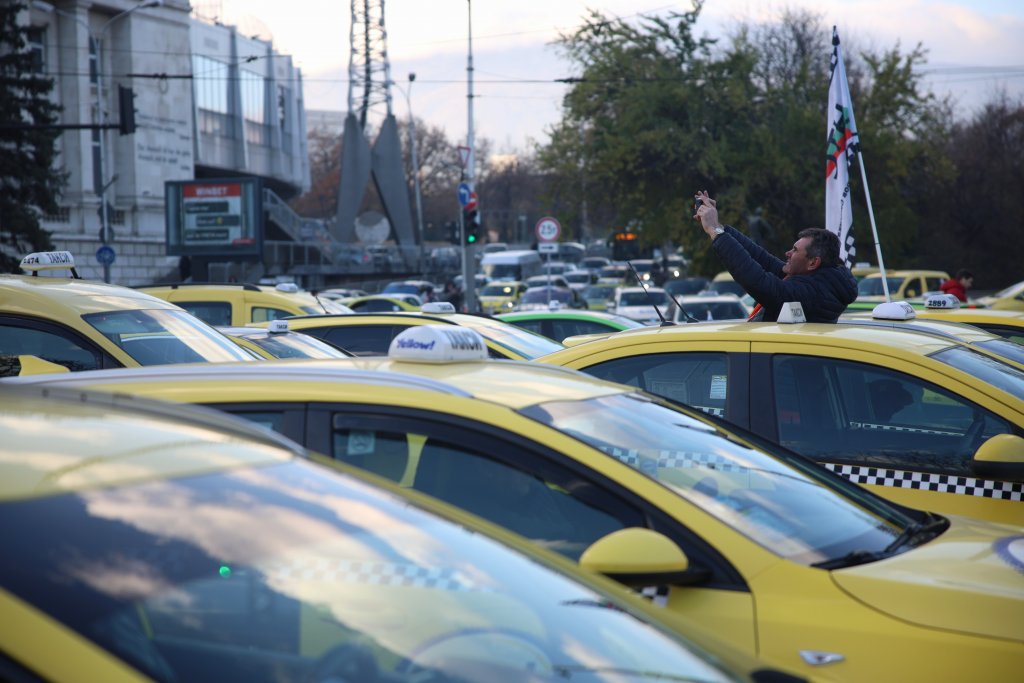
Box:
275, 282, 300, 293
777, 301, 806, 324
20, 251, 79, 277
925, 293, 962, 310
267, 320, 289, 334
872, 301, 917, 320
389, 325, 488, 363
421, 301, 456, 314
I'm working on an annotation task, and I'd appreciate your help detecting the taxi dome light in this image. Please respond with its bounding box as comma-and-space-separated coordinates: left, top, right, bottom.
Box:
275, 282, 300, 293
777, 301, 806, 324
548, 300, 562, 311
872, 301, 917, 320
925, 293, 962, 310
421, 301, 456, 314
267, 320, 289, 334
389, 324, 488, 363
20, 251, 77, 273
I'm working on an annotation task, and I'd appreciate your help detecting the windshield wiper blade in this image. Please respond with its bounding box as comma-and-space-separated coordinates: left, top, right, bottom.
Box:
814, 515, 949, 570
883, 515, 948, 555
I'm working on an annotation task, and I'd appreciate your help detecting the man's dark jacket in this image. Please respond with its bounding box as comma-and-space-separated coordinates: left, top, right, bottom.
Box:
712, 225, 858, 323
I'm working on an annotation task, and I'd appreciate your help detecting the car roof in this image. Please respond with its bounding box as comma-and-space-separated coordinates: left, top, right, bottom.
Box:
2, 273, 183, 315
6, 357, 628, 412
544, 320, 961, 359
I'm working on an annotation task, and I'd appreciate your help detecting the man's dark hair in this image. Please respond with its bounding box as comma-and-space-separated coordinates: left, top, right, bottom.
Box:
955, 269, 973, 280
797, 228, 841, 268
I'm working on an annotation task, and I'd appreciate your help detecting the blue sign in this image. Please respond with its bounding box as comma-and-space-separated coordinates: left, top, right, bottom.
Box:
96, 245, 116, 266
457, 182, 472, 208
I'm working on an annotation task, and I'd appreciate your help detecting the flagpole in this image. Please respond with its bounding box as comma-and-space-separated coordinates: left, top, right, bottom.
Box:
857, 155, 891, 301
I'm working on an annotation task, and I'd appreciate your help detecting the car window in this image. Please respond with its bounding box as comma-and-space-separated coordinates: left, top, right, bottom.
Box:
252, 306, 294, 323
0, 319, 106, 375
326, 415, 643, 562
974, 324, 1024, 345
771, 355, 1013, 476
317, 325, 396, 356
177, 301, 232, 327
82, 309, 252, 365
508, 318, 544, 336
581, 352, 729, 417
551, 319, 621, 340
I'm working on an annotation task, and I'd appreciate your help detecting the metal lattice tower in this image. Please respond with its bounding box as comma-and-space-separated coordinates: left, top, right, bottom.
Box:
335, 0, 416, 253
348, 0, 394, 128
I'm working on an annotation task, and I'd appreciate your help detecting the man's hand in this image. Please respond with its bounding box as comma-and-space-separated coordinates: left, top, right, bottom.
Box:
693, 190, 723, 239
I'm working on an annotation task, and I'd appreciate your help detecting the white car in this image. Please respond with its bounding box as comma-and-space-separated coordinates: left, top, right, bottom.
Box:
563, 269, 598, 291
525, 274, 571, 289
671, 292, 751, 322
610, 286, 672, 324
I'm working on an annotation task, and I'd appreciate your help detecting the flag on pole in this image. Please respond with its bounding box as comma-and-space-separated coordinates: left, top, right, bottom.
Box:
825, 26, 859, 268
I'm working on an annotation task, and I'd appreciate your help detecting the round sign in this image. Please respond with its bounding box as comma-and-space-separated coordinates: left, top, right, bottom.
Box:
535, 216, 561, 242
95, 245, 116, 266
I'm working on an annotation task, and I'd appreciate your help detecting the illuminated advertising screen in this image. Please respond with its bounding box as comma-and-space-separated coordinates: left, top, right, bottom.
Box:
165, 178, 263, 257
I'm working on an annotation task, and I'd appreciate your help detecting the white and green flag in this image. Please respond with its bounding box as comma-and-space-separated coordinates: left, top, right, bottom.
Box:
825, 26, 859, 268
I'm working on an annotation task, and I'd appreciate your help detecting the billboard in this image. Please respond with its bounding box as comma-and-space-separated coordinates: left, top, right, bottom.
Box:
165, 178, 263, 257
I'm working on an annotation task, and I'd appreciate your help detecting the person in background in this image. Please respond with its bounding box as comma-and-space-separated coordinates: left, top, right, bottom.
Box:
441, 281, 463, 312
940, 269, 973, 302
694, 190, 857, 323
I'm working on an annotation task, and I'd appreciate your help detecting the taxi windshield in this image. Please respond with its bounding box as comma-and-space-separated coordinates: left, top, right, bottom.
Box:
930, 344, 1024, 399
83, 309, 254, 365
521, 393, 910, 565
480, 283, 517, 297
244, 332, 351, 359
458, 317, 565, 359
858, 276, 904, 296
0, 460, 734, 683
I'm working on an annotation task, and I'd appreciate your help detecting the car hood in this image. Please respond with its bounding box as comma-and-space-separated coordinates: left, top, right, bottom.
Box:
831, 516, 1024, 641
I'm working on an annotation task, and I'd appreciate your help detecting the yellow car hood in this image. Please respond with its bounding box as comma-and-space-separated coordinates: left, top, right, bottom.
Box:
831, 516, 1024, 641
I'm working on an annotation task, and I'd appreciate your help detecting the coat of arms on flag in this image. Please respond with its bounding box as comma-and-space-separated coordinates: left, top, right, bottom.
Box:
825, 26, 860, 268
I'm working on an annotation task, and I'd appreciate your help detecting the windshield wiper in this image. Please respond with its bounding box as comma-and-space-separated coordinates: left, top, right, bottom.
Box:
882, 514, 948, 554
813, 515, 948, 570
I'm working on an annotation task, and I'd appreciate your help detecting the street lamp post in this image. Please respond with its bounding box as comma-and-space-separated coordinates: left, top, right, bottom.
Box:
34, 0, 162, 282
392, 73, 425, 271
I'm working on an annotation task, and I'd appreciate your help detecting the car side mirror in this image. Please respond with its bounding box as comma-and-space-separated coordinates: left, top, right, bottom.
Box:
579, 528, 708, 586
971, 433, 1024, 482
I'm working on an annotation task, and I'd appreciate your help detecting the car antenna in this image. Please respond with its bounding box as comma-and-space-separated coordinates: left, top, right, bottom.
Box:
626, 260, 675, 327
311, 290, 329, 314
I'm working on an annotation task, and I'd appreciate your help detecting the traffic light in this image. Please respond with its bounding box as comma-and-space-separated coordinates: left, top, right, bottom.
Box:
463, 208, 480, 245
117, 86, 136, 135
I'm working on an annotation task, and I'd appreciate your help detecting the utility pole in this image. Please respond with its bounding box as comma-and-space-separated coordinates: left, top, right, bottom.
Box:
461, 0, 478, 312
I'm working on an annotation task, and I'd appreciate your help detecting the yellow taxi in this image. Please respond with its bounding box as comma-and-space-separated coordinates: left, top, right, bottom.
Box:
10, 326, 1024, 682
977, 279, 1024, 311
279, 302, 564, 359
540, 319, 1024, 525
855, 269, 950, 302
0, 252, 253, 375
217, 320, 352, 359
477, 280, 528, 315
338, 293, 422, 312
137, 282, 352, 326
841, 297, 1024, 368
0, 383, 773, 683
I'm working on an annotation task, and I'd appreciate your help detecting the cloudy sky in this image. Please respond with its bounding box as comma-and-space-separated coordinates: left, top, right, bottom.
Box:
210, 0, 1024, 152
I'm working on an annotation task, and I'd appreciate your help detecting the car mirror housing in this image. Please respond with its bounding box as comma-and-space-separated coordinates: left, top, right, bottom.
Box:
971, 433, 1024, 482
580, 528, 706, 586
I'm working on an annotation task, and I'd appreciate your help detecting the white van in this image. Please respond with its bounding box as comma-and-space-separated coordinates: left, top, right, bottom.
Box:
481, 249, 543, 282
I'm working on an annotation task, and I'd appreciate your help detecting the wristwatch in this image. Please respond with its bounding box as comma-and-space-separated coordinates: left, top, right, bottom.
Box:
711, 227, 725, 239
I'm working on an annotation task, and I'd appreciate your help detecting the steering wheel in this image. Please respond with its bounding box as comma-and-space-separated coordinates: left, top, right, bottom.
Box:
397, 628, 553, 682
958, 411, 987, 454
305, 642, 379, 683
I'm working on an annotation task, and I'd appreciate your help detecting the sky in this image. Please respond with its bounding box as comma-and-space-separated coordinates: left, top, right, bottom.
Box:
206, 0, 1024, 153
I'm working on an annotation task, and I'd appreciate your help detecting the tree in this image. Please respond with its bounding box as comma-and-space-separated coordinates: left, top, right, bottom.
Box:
0, 1, 64, 272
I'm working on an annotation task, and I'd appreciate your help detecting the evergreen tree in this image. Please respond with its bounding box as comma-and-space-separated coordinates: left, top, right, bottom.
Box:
0, 0, 64, 272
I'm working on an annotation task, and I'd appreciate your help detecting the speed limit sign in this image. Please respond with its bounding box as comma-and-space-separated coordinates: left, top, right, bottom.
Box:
535, 216, 561, 242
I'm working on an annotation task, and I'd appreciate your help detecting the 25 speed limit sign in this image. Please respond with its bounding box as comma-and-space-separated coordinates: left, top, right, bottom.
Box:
535, 216, 561, 242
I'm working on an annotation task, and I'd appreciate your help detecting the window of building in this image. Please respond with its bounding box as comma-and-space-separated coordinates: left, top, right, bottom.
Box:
192, 55, 229, 113
27, 27, 45, 73
240, 69, 266, 145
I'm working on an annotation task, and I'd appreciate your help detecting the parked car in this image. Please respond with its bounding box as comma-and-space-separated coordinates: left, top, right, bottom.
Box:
496, 309, 645, 342
138, 282, 351, 326
477, 280, 528, 315
672, 293, 751, 322
856, 270, 950, 302
976, 278, 1024, 311
609, 286, 673, 324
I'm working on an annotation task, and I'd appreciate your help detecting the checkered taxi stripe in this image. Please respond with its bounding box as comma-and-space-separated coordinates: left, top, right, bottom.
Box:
639, 585, 670, 608
825, 463, 1024, 501
260, 558, 487, 591
602, 447, 743, 473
